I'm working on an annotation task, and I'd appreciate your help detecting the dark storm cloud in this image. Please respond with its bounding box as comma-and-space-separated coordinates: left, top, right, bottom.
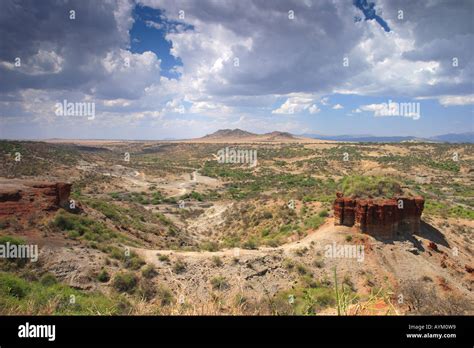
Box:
380, 0, 474, 97
0, 0, 125, 93
152, 0, 369, 97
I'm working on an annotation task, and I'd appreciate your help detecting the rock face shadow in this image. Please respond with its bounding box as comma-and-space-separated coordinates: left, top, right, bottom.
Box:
414, 220, 450, 248
359, 220, 449, 250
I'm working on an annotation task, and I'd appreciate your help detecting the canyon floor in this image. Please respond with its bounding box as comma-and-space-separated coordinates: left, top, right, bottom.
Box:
0, 137, 472, 315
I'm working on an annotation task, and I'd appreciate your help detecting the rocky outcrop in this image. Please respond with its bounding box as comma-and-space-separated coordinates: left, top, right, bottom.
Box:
0, 180, 72, 217
334, 193, 424, 238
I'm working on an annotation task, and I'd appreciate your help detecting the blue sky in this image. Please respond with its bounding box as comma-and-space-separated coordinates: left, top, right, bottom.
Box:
0, 0, 473, 139
129, 6, 189, 79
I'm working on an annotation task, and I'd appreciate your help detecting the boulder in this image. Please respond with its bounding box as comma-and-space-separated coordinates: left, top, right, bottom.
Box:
0, 180, 72, 217
334, 194, 424, 238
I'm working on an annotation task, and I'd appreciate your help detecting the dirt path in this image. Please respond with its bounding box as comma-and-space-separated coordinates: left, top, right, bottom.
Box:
133, 221, 339, 263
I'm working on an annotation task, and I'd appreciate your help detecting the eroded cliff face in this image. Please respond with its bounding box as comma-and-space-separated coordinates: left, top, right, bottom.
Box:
0, 181, 72, 217
334, 193, 424, 238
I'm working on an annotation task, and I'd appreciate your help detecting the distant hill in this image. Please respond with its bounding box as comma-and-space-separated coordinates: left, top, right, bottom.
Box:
430, 132, 474, 143
203, 129, 256, 139
262, 131, 295, 140
300, 132, 473, 143
200, 129, 297, 142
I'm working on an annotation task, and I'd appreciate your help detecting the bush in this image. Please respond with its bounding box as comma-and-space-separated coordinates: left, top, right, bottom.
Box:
172, 259, 186, 274
304, 215, 324, 230
124, 255, 145, 270
52, 211, 115, 242
296, 264, 310, 276
112, 272, 138, 293
137, 280, 156, 301
200, 241, 219, 252
212, 256, 223, 267
210, 276, 229, 291
242, 238, 257, 250
313, 259, 324, 268
294, 247, 308, 257
339, 175, 402, 198
318, 209, 329, 218
39, 273, 57, 287
157, 254, 169, 262
141, 265, 157, 279
156, 285, 174, 306
0, 235, 25, 245
0, 236, 28, 267
97, 269, 110, 282
0, 272, 30, 299
271, 285, 335, 315
0, 272, 123, 314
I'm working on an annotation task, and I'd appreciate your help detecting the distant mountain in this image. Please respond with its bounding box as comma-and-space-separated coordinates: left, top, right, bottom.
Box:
430, 132, 474, 143
262, 131, 295, 140
300, 132, 473, 143
198, 130, 473, 143
203, 129, 256, 139
201, 129, 296, 141
300, 134, 419, 142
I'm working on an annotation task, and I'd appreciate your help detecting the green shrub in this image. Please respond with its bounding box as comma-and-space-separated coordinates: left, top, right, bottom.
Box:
273, 286, 336, 315
318, 209, 329, 218
137, 280, 156, 301
97, 270, 110, 282
52, 211, 115, 242
112, 272, 138, 293
0, 272, 30, 299
340, 175, 402, 198
124, 255, 145, 270
156, 285, 174, 306
313, 259, 324, 268
210, 276, 229, 291
172, 259, 186, 274
304, 215, 324, 230
211, 256, 223, 267
283, 258, 296, 270
200, 241, 219, 252
242, 238, 257, 250
39, 273, 57, 287
67, 230, 80, 239
0, 271, 123, 314
0, 236, 25, 245
0, 236, 27, 267
296, 264, 310, 275
141, 265, 157, 279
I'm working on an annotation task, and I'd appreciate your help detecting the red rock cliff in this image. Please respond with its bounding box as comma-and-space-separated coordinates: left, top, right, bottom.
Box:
0, 180, 72, 217
334, 193, 424, 238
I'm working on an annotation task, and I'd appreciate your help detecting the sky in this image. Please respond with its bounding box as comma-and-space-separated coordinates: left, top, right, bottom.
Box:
0, 0, 473, 140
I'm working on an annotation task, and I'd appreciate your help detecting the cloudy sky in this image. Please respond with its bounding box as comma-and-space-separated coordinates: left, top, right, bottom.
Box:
0, 0, 473, 139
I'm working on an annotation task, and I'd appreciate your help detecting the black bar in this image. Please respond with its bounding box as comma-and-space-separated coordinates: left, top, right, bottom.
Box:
0, 315, 471, 347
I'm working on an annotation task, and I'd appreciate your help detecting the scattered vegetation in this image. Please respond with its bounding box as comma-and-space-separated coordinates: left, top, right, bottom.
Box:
112, 272, 138, 294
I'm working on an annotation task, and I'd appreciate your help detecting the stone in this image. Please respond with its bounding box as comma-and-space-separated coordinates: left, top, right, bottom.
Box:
333, 193, 424, 238
428, 242, 438, 252
0, 180, 72, 218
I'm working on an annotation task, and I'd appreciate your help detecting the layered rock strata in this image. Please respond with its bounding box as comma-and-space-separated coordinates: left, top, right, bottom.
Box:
334, 193, 424, 238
